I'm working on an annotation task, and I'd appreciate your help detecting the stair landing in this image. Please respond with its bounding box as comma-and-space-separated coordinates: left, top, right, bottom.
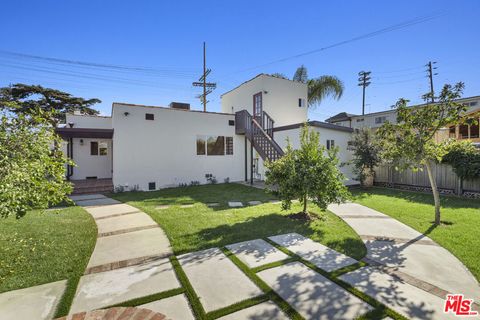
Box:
71, 179, 113, 195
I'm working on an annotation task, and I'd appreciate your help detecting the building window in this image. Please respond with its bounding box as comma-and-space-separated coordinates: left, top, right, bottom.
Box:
148, 182, 156, 190
228, 120, 235, 126
356, 118, 364, 122
226, 137, 233, 155
90, 141, 98, 155
145, 113, 154, 120
196, 136, 206, 155
207, 136, 225, 155
375, 116, 387, 124
99, 142, 108, 155
326, 140, 335, 150
298, 98, 305, 107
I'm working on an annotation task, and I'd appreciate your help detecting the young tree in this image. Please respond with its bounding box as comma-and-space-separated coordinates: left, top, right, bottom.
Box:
350, 128, 382, 187
265, 125, 350, 219
376, 83, 468, 225
0, 103, 72, 218
0, 83, 100, 125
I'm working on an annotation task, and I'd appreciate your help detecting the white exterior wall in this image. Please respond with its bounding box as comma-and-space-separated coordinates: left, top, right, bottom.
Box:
65, 114, 112, 129
221, 74, 308, 127
112, 104, 245, 190
70, 138, 113, 180
254, 126, 355, 182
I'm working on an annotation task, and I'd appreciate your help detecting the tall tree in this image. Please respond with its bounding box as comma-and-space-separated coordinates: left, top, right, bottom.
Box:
376, 83, 468, 225
0, 103, 73, 218
0, 83, 100, 125
292, 65, 344, 108
350, 127, 382, 187
265, 125, 350, 219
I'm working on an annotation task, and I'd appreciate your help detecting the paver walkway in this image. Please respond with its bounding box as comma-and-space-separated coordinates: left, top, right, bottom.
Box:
329, 202, 480, 319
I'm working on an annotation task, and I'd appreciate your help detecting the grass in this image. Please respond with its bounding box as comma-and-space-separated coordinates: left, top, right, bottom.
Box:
110, 183, 366, 260
352, 187, 480, 281
0, 206, 97, 316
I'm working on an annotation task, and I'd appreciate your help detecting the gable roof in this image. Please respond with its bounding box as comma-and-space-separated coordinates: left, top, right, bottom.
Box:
220, 73, 305, 97
325, 112, 357, 123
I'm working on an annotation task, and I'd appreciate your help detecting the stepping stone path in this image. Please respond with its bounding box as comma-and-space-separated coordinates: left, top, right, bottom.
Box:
247, 200, 262, 205
340, 267, 455, 320
178, 248, 262, 312
70, 258, 180, 314
0, 280, 67, 320
257, 262, 372, 319
217, 301, 289, 320
228, 201, 243, 207
269, 233, 357, 272
226, 239, 289, 268
269, 200, 281, 204
140, 294, 194, 320
329, 202, 480, 319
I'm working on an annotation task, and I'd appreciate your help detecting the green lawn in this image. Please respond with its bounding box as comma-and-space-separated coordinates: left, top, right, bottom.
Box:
110, 183, 366, 260
0, 206, 97, 316
352, 187, 480, 281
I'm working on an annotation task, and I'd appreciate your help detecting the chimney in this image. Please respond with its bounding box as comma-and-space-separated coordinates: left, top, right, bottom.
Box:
169, 102, 190, 110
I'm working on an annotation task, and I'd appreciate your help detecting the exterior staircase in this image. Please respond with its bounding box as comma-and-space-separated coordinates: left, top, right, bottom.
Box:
71, 179, 113, 195
235, 110, 284, 161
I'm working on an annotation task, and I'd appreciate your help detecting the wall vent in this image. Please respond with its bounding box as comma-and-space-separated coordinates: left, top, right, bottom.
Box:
148, 182, 156, 190
145, 113, 154, 120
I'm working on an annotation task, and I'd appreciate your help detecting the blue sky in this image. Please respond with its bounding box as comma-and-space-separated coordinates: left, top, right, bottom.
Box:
1, 1, 479, 121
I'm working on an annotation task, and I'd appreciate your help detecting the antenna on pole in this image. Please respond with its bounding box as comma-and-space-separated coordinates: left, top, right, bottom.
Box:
192, 42, 216, 112
358, 71, 371, 116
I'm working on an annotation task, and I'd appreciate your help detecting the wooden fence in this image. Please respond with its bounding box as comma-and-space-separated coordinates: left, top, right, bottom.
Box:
374, 163, 480, 198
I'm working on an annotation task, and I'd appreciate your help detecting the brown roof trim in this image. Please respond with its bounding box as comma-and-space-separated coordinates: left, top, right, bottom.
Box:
112, 102, 234, 116
274, 121, 354, 133
55, 128, 114, 139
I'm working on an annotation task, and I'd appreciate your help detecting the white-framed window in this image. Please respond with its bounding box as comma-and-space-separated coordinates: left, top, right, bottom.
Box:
298, 98, 306, 107
375, 116, 387, 124
90, 141, 108, 156
196, 135, 233, 156
326, 139, 335, 150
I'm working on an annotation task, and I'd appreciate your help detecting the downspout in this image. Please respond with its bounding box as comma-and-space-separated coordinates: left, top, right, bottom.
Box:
67, 138, 73, 180
244, 136, 247, 181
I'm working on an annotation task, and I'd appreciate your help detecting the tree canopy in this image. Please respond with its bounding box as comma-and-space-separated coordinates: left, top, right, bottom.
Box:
0, 83, 100, 125
0, 103, 72, 218
265, 125, 350, 218
376, 82, 468, 224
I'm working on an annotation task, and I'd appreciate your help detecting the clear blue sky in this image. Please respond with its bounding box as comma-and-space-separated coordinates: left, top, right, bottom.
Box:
1, 1, 479, 121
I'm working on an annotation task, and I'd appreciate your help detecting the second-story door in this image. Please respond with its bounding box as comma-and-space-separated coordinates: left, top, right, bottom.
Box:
253, 92, 262, 126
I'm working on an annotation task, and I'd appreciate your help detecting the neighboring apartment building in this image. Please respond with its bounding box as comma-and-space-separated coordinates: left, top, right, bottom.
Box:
56, 74, 356, 193
326, 96, 480, 146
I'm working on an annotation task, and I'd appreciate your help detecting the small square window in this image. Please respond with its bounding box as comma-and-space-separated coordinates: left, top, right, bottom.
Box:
99, 142, 108, 156
228, 120, 235, 126
90, 141, 98, 155
145, 113, 154, 120
148, 182, 156, 190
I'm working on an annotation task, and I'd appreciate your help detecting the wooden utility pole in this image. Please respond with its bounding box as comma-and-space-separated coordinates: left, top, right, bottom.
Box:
193, 42, 216, 111
426, 61, 437, 103
358, 71, 371, 115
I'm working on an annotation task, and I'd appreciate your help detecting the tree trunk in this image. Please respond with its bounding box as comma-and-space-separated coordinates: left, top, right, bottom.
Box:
425, 161, 441, 225
303, 194, 307, 214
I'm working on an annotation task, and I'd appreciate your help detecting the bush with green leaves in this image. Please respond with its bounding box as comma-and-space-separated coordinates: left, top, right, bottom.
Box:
0, 105, 72, 218
265, 125, 350, 217
442, 140, 480, 181
350, 128, 382, 186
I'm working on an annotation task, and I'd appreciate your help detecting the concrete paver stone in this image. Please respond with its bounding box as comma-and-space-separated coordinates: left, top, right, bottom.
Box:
178, 248, 262, 312
228, 201, 244, 208
226, 239, 289, 268
70, 258, 180, 314
257, 262, 371, 319
69, 194, 107, 201
269, 233, 357, 272
75, 198, 121, 207
217, 301, 289, 320
140, 294, 195, 320
85, 203, 140, 219
95, 212, 158, 235
0, 280, 67, 320
247, 201, 262, 205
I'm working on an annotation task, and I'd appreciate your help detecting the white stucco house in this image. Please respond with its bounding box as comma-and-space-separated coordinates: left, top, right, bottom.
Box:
57, 74, 355, 193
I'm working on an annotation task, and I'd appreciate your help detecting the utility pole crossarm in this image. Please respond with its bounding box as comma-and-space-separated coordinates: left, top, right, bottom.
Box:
426, 61, 438, 103
358, 71, 371, 116
192, 42, 216, 112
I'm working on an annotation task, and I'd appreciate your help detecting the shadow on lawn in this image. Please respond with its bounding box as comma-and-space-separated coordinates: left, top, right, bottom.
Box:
352, 187, 480, 210
176, 213, 366, 260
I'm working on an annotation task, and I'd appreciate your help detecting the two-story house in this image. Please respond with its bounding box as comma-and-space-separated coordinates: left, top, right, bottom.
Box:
56, 74, 356, 193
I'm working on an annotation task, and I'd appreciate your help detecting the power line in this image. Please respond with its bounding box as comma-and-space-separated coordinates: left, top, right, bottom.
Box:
218, 12, 443, 79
